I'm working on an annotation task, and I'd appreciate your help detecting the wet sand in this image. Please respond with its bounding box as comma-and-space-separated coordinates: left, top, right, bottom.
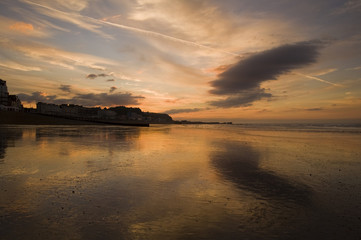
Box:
1, 124, 361, 239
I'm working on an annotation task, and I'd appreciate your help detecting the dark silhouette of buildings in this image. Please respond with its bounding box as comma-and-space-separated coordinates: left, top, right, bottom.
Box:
0, 79, 23, 111
36, 102, 173, 123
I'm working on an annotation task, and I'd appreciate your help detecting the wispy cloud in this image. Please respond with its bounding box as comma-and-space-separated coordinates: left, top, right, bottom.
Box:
0, 15, 50, 38
59, 84, 72, 93
295, 72, 342, 87
0, 61, 41, 71
347, 66, 361, 71
21, 0, 240, 57
109, 86, 117, 93
9, 21, 34, 34
53, 0, 89, 12
0, 39, 115, 70
313, 68, 338, 76
21, 0, 113, 39
333, 0, 361, 15
99, 18, 239, 57
126, 0, 302, 54
163, 108, 206, 114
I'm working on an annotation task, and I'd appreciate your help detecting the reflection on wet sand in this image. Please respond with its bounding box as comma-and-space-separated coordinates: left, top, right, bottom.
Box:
0, 127, 23, 161
210, 141, 311, 205
1, 125, 361, 239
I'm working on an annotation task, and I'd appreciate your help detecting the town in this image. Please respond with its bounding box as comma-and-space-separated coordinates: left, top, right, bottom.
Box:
0, 79, 172, 124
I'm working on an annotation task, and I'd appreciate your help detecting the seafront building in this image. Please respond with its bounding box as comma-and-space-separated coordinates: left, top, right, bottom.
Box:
36, 102, 173, 123
0, 79, 22, 111
37, 102, 101, 119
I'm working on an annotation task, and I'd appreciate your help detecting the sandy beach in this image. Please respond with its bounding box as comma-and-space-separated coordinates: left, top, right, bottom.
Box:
1, 124, 361, 239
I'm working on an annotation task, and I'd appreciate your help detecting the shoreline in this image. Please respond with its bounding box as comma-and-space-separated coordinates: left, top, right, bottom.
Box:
0, 111, 149, 126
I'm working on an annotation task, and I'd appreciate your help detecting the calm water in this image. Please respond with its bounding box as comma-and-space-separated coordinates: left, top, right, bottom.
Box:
1, 124, 361, 239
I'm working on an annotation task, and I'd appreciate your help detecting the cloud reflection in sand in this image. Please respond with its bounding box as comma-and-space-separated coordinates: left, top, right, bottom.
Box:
210, 141, 311, 205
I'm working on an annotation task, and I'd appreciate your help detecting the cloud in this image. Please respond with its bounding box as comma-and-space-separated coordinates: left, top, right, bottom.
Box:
0, 16, 49, 38
9, 22, 34, 34
70, 92, 144, 106
125, 0, 302, 56
98, 73, 109, 77
86, 73, 110, 79
305, 107, 323, 111
206, 64, 232, 74
86, 74, 98, 79
59, 84, 71, 92
18, 91, 144, 106
210, 41, 321, 95
347, 66, 361, 71
21, 0, 240, 56
0, 61, 41, 71
209, 89, 272, 108
295, 72, 341, 86
109, 86, 117, 93
313, 68, 338, 76
0, 39, 115, 71
22, 0, 113, 39
18, 91, 57, 103
54, 0, 89, 12
106, 79, 115, 82
163, 108, 205, 114
334, 0, 361, 14
208, 41, 322, 108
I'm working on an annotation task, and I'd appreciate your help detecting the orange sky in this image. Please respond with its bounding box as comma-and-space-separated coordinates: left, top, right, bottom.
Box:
1, 0, 361, 121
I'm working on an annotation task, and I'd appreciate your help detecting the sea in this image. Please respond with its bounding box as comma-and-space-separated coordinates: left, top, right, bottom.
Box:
1, 122, 361, 239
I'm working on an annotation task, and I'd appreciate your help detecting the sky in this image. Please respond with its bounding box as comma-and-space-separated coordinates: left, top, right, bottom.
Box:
1, 0, 361, 121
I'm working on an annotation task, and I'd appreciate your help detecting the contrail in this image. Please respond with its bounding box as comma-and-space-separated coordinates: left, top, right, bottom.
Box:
295, 72, 342, 87
22, 0, 240, 57
97, 19, 240, 57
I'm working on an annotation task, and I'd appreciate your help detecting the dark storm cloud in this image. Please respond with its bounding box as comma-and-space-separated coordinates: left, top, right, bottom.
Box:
109, 86, 117, 93
164, 108, 205, 114
18, 91, 144, 106
208, 41, 322, 108
209, 89, 272, 108
210, 41, 321, 95
59, 84, 71, 93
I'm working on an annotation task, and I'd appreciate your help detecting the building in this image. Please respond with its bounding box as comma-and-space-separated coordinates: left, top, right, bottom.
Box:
0, 79, 22, 111
37, 102, 61, 115
37, 102, 100, 119
0, 79, 9, 106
